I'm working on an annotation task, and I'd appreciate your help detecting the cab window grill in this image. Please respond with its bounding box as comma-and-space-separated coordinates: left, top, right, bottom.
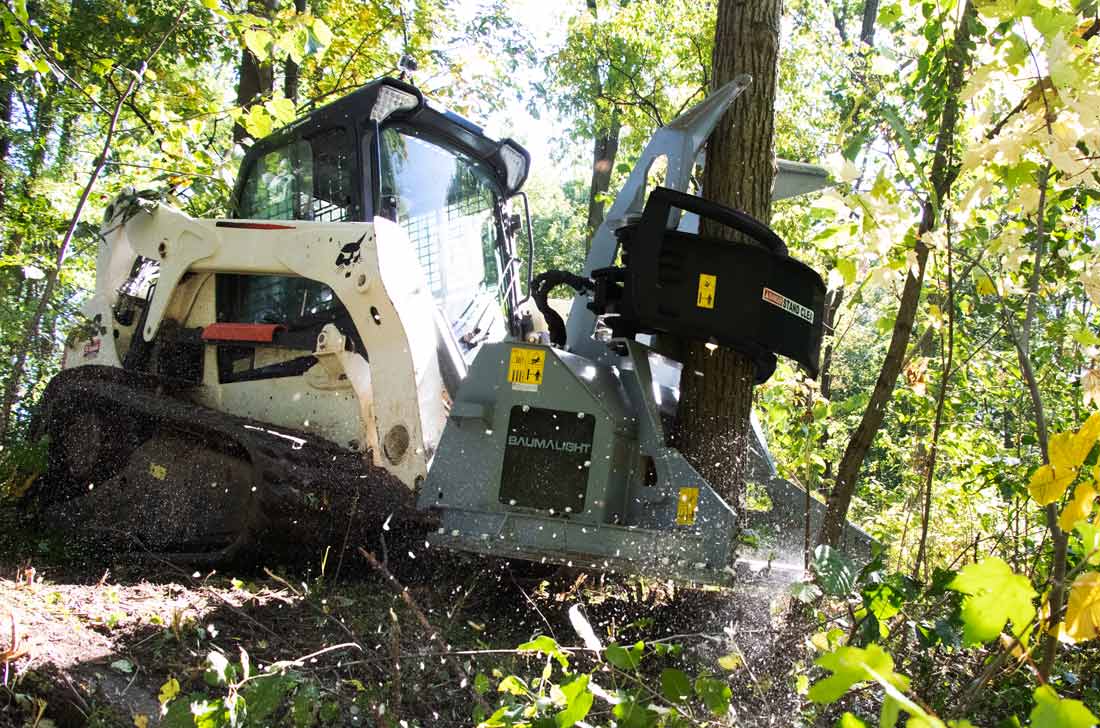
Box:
238, 128, 357, 223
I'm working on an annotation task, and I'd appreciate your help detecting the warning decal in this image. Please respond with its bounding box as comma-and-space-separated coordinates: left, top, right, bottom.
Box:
762, 287, 815, 324
676, 487, 699, 526
696, 273, 717, 309
508, 347, 546, 391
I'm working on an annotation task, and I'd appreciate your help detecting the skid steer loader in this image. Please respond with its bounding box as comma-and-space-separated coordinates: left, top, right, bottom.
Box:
33, 76, 869, 582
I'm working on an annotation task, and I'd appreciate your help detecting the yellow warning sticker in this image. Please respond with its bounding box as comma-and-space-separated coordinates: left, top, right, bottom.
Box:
696, 273, 717, 309
507, 347, 546, 390
676, 487, 699, 526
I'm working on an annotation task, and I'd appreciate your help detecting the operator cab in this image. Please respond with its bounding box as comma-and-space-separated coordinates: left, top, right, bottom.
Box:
229, 78, 531, 372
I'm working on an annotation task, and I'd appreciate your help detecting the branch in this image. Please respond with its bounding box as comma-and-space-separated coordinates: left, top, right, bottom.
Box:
358, 547, 491, 713
984, 78, 1053, 142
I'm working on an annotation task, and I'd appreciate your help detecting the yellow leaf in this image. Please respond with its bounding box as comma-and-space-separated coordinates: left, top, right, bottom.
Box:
976, 274, 997, 296
1082, 265, 1100, 308
904, 357, 929, 397
1048, 432, 1080, 471
1074, 411, 1100, 458
1084, 369, 1100, 409
1028, 464, 1077, 505
717, 653, 742, 671
158, 677, 180, 705
133, 715, 149, 728
1059, 482, 1098, 531
1061, 572, 1100, 643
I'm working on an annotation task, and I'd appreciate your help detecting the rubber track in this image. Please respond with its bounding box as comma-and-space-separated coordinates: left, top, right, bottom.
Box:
32, 365, 423, 563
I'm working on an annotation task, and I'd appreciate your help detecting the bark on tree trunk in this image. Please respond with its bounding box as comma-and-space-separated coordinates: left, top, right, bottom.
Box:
817, 0, 977, 548
234, 0, 276, 143
675, 0, 782, 525
585, 109, 621, 245
819, 288, 844, 484
859, 0, 879, 46
0, 61, 13, 214
284, 0, 307, 103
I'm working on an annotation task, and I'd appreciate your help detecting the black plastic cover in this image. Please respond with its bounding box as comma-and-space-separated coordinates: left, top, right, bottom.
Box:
591, 187, 825, 382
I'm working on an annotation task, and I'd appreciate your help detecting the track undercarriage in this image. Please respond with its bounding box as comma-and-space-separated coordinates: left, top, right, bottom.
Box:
30, 366, 423, 565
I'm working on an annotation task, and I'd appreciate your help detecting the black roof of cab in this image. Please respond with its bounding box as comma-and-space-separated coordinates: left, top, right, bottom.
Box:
231, 77, 531, 216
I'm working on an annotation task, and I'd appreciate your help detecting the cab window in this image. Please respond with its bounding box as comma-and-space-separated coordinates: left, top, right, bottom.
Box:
238, 128, 357, 223
378, 127, 502, 321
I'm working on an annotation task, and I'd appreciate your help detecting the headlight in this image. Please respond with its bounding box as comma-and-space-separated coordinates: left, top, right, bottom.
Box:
499, 142, 529, 193
371, 85, 419, 123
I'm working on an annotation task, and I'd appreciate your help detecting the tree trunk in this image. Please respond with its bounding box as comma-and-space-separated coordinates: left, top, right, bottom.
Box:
859, 0, 878, 46
819, 288, 844, 484
585, 109, 621, 245
817, 0, 977, 548
284, 0, 307, 103
912, 218, 955, 579
675, 0, 782, 525
0, 60, 13, 214
234, 0, 276, 143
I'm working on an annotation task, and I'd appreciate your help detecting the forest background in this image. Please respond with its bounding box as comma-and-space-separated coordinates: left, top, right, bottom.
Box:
1, 0, 1100, 726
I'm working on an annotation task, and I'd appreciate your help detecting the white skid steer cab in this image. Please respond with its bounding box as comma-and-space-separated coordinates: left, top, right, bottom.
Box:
34, 76, 870, 582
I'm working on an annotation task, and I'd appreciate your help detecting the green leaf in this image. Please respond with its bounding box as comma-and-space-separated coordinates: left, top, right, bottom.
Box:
877, 3, 902, 25
473, 672, 490, 695
1074, 521, 1100, 566
837, 258, 857, 286
243, 29, 272, 61
863, 582, 903, 623
277, 29, 308, 63
791, 581, 823, 604
240, 675, 293, 725
660, 668, 692, 702
110, 658, 134, 673
808, 644, 909, 705
519, 634, 569, 669
555, 675, 593, 727
1030, 685, 1099, 728
604, 641, 643, 671
243, 105, 274, 138
497, 675, 529, 696
1071, 329, 1100, 346
881, 106, 919, 172
694, 676, 732, 716
812, 545, 857, 596
612, 700, 657, 728
265, 96, 297, 125
310, 18, 333, 47
948, 557, 1037, 645
837, 713, 868, 728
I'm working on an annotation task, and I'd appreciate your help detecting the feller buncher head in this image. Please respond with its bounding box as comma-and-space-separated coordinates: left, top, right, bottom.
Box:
47, 76, 868, 576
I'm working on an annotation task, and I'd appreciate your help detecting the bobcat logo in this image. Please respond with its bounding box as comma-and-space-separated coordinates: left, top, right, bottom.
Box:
335, 232, 366, 276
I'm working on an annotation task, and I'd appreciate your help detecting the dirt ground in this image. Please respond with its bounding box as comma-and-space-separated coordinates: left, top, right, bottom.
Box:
0, 506, 838, 728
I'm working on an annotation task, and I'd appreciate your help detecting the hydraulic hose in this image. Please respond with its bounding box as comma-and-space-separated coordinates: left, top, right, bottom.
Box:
531, 270, 592, 347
